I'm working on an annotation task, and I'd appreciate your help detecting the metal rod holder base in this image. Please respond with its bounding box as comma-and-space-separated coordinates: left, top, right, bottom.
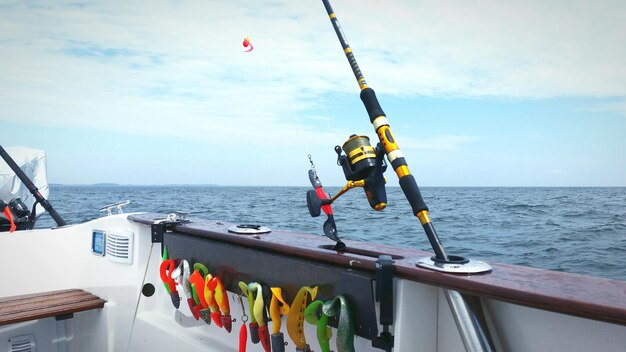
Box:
416, 256, 492, 274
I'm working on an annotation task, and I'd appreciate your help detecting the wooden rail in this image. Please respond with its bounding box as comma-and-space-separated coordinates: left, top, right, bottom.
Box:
0, 289, 106, 326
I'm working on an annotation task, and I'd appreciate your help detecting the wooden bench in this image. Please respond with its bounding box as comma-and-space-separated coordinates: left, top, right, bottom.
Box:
0, 289, 106, 326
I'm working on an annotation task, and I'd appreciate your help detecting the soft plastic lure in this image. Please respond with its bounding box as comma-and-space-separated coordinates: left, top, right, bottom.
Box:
205, 274, 223, 327
159, 258, 180, 309
287, 286, 318, 350
247, 283, 271, 352
239, 281, 259, 344
209, 276, 232, 332
243, 37, 254, 52
236, 294, 249, 352
323, 295, 355, 352
0, 201, 16, 233
160, 247, 171, 294
173, 260, 201, 320
305, 300, 332, 352
189, 263, 210, 324
269, 287, 290, 352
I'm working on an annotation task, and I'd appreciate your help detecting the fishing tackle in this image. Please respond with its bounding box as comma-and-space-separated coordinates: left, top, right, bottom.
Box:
209, 276, 233, 332
173, 260, 202, 320
239, 281, 260, 344
306, 137, 387, 249
246, 283, 271, 352
335, 135, 388, 211
307, 135, 388, 219
159, 258, 180, 309
322, 296, 355, 352
0, 145, 66, 228
189, 263, 211, 324
304, 301, 331, 352
0, 200, 16, 233
243, 37, 254, 52
287, 286, 318, 352
205, 274, 223, 327
160, 246, 171, 294
306, 155, 343, 249
320, 0, 452, 262
236, 293, 249, 352
318, 2, 495, 351
269, 287, 290, 352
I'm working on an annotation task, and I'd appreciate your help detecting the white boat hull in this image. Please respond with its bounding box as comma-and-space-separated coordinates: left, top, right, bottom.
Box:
1, 214, 625, 351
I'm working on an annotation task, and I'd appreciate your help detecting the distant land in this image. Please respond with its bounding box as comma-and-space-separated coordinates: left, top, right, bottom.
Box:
49, 183, 220, 187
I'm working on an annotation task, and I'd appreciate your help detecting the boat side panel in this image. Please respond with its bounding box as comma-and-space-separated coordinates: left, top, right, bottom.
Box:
485, 298, 626, 352
393, 279, 440, 351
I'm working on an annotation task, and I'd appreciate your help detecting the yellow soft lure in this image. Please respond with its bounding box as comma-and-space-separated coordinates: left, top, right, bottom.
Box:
287, 286, 318, 350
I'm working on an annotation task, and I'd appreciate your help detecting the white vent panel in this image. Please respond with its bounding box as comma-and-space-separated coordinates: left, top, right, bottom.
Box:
7, 334, 36, 352
105, 229, 134, 264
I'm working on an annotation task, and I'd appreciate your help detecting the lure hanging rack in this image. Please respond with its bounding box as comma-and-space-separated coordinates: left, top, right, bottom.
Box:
161, 227, 389, 347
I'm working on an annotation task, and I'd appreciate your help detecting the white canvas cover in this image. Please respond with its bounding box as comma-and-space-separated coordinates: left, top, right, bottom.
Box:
0, 146, 49, 219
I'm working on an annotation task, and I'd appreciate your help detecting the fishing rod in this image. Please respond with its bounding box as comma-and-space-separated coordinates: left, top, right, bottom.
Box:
318, 1, 496, 351
0, 145, 66, 227
321, 0, 447, 261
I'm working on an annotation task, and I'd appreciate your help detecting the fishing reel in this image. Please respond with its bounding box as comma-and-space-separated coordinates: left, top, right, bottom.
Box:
0, 197, 35, 232
307, 135, 388, 216
335, 135, 387, 210
306, 135, 388, 248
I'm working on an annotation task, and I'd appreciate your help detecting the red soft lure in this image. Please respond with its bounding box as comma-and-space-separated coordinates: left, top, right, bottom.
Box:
243, 37, 254, 52
159, 259, 180, 309
258, 325, 271, 352
1, 204, 16, 233
239, 324, 248, 352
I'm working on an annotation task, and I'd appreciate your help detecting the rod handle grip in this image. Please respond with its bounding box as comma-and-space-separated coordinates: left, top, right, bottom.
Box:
399, 175, 429, 215
360, 88, 385, 123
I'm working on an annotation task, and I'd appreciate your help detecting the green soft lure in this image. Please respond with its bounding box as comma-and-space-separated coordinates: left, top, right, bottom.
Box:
161, 246, 171, 294
323, 295, 355, 352
238, 281, 257, 324
305, 300, 332, 352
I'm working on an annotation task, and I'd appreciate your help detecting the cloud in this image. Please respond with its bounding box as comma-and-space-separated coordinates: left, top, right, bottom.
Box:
400, 134, 479, 151
339, 0, 626, 98
578, 100, 626, 117
1, 0, 625, 148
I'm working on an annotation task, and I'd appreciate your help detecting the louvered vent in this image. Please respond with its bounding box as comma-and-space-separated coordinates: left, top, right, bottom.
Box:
7, 334, 36, 352
106, 229, 134, 264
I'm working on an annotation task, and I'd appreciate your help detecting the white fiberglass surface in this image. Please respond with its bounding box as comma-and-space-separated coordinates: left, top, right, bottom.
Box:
0, 213, 152, 352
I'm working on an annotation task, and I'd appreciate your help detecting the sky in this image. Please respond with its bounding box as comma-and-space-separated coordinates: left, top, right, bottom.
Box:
1, 0, 625, 187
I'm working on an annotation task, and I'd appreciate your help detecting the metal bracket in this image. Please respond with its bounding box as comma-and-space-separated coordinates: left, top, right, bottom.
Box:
372, 255, 394, 352
99, 200, 130, 216
151, 213, 188, 243
151, 223, 166, 243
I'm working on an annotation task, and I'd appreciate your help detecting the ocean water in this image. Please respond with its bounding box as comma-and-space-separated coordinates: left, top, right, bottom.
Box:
35, 185, 626, 282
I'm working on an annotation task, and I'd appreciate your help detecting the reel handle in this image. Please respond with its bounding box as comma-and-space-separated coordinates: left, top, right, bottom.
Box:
306, 190, 331, 217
